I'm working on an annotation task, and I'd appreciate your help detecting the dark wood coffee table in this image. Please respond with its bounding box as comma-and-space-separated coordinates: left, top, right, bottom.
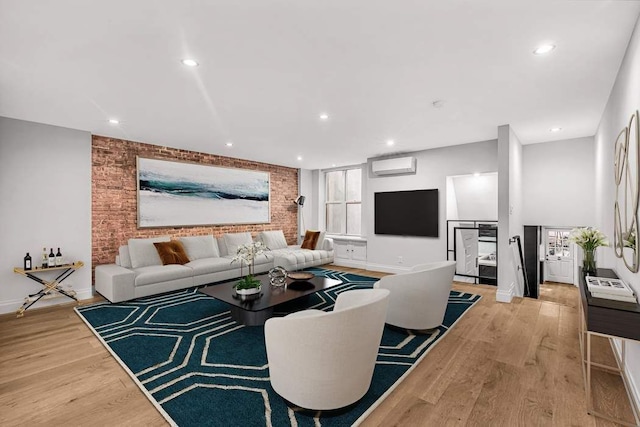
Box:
198, 274, 342, 326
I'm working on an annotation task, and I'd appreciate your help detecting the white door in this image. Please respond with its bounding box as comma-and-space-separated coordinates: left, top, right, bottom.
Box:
456, 228, 479, 276
351, 242, 367, 261
545, 229, 574, 284
334, 241, 350, 260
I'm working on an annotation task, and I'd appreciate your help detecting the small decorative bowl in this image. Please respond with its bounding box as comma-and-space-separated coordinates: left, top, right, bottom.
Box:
287, 272, 315, 281
268, 266, 288, 287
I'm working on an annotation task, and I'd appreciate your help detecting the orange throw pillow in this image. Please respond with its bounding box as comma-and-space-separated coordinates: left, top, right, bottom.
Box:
301, 230, 320, 250
153, 241, 190, 265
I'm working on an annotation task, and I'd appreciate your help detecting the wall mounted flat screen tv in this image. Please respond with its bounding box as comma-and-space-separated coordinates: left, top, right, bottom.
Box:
374, 189, 439, 237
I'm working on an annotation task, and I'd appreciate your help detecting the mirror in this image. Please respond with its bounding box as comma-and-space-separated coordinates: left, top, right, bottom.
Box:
614, 127, 626, 258
614, 111, 640, 272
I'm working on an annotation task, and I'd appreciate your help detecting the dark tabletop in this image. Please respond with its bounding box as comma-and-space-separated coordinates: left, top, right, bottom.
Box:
198, 273, 343, 312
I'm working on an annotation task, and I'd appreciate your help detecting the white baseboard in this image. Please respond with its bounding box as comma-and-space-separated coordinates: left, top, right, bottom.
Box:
0, 288, 93, 315
611, 339, 640, 418
627, 364, 640, 419
364, 262, 412, 274
496, 281, 515, 303
332, 259, 367, 269
454, 275, 476, 283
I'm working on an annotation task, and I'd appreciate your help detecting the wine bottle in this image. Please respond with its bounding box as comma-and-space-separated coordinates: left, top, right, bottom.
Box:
49, 248, 55, 267
42, 247, 48, 268
24, 253, 32, 271
56, 248, 62, 266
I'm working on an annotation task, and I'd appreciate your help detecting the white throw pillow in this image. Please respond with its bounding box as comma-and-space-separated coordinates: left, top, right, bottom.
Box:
119, 245, 132, 268
128, 236, 170, 269
315, 231, 326, 250
179, 235, 220, 260
224, 232, 253, 256
217, 237, 228, 257
260, 230, 288, 250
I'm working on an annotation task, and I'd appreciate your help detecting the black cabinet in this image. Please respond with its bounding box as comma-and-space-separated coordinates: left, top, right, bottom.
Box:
523, 225, 543, 298
479, 264, 497, 285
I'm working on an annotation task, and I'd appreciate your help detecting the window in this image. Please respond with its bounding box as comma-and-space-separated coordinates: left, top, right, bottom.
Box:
325, 168, 362, 235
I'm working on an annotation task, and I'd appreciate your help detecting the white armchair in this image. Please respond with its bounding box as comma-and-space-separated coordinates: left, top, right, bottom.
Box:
264, 288, 390, 410
374, 261, 456, 330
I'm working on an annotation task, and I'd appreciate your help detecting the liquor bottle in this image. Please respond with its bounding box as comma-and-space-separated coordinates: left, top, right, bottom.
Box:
42, 247, 48, 268
24, 253, 32, 271
56, 248, 62, 266
49, 248, 55, 267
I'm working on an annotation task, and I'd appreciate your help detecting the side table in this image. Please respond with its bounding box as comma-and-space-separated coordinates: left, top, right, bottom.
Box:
13, 261, 84, 317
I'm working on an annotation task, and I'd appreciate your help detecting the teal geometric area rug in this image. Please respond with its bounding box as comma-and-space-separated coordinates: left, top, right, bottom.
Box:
75, 268, 481, 427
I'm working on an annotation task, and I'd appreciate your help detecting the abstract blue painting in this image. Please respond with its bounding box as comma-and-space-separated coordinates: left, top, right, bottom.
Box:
137, 157, 270, 227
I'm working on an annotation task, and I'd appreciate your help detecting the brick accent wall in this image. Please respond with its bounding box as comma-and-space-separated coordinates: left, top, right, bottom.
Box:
92, 135, 299, 268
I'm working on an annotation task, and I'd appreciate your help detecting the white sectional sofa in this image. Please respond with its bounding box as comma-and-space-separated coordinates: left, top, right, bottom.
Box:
95, 230, 334, 303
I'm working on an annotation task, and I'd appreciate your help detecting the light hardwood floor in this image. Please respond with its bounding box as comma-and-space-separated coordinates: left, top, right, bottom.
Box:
539, 280, 580, 308
0, 267, 635, 426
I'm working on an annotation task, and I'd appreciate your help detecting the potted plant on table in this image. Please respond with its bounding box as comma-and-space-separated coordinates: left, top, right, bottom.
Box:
569, 227, 609, 275
232, 241, 268, 295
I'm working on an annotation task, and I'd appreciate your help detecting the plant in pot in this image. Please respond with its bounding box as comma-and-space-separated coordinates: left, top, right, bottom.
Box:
231, 241, 268, 295
569, 227, 608, 275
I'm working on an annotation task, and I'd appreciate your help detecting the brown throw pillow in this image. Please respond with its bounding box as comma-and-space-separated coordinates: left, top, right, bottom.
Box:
301, 230, 321, 250
153, 241, 190, 265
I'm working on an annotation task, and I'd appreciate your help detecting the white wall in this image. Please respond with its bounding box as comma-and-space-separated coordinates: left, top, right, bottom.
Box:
298, 169, 314, 240
509, 127, 524, 248
311, 169, 321, 231
450, 173, 498, 221
522, 137, 595, 227
445, 177, 459, 220
0, 117, 92, 314
365, 140, 498, 272
594, 15, 640, 410
497, 125, 524, 301
510, 127, 524, 299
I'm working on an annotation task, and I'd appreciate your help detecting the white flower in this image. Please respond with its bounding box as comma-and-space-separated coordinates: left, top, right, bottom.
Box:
231, 241, 268, 268
569, 227, 609, 251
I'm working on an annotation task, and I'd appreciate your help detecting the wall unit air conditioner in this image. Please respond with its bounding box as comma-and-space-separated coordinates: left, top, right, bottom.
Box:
371, 156, 417, 176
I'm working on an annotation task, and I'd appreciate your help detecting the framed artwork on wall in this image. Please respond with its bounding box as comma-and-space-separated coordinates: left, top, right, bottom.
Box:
137, 157, 270, 228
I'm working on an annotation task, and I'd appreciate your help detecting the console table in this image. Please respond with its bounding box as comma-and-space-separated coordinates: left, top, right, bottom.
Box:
578, 268, 640, 426
13, 261, 84, 317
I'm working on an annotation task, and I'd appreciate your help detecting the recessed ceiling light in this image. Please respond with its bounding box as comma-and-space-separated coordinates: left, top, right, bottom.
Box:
533, 44, 556, 55
332, 164, 336, 167
386, 139, 395, 146
225, 142, 233, 147
550, 127, 562, 132
108, 119, 119, 125
319, 113, 329, 121
473, 172, 481, 177
181, 59, 199, 67
297, 156, 303, 161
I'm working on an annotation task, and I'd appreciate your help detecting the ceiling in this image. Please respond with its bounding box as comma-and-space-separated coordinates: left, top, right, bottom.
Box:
1, 1, 639, 170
